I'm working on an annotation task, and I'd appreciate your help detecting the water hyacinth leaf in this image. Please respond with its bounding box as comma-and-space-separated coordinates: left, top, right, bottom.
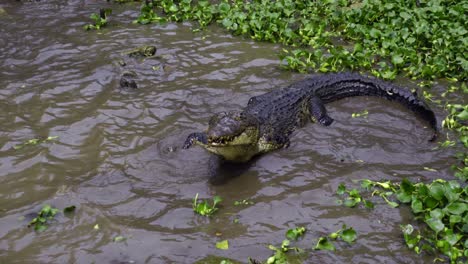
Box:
425, 218, 445, 233
429, 183, 445, 201
423, 196, 439, 209
429, 208, 444, 219
337, 183, 346, 195
344, 198, 359, 208
444, 185, 460, 202
341, 227, 357, 243
363, 200, 374, 209
411, 199, 424, 213
216, 240, 229, 250
400, 178, 415, 194
35, 225, 48, 232
449, 214, 461, 226
456, 109, 468, 120
446, 202, 467, 215
444, 230, 462, 246
314, 237, 335, 251
396, 189, 412, 203
391, 54, 404, 65
286, 227, 306, 240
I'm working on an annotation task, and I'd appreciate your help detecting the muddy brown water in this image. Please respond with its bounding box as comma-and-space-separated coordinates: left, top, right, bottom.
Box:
0, 1, 459, 264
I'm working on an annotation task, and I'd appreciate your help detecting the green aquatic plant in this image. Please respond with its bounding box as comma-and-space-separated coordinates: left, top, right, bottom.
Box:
339, 179, 468, 263
286, 226, 306, 240
28, 204, 59, 232
216, 239, 229, 250
84, 8, 112, 30
135, 0, 466, 81
314, 225, 357, 251
192, 193, 222, 217
336, 183, 374, 209
134, 0, 164, 24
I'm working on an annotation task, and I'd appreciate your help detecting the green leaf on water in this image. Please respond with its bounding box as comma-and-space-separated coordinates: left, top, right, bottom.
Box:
286, 226, 306, 240
341, 227, 357, 243
425, 218, 445, 233
314, 237, 335, 251
446, 202, 467, 215
429, 183, 445, 200
336, 183, 346, 195
216, 240, 229, 250
391, 54, 404, 65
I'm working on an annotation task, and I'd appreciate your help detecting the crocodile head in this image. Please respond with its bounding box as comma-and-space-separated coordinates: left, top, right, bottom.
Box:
203, 111, 260, 162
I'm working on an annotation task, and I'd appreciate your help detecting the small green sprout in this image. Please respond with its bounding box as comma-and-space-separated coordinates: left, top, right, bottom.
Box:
192, 193, 222, 217
28, 204, 59, 232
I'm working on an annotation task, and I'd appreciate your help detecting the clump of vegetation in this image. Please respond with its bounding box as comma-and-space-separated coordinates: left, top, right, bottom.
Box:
84, 8, 112, 30
132, 0, 466, 82
336, 182, 374, 209
339, 179, 468, 263
28, 204, 59, 232
27, 204, 76, 232
192, 193, 222, 217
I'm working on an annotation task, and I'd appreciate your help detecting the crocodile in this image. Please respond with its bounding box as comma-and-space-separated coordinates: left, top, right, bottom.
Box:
183, 72, 438, 162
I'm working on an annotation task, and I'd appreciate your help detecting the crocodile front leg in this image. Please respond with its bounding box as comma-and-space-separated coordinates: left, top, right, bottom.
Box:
309, 96, 334, 126
183, 132, 207, 149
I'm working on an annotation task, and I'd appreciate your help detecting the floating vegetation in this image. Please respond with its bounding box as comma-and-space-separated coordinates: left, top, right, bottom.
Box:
132, 0, 466, 82
84, 8, 112, 30
339, 179, 468, 263
27, 204, 59, 232
192, 193, 222, 217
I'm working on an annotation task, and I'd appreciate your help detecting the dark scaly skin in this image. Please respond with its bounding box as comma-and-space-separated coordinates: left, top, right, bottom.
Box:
183, 72, 438, 162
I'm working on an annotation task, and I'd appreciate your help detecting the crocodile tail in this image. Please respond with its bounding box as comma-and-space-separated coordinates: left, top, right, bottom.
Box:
313, 72, 438, 141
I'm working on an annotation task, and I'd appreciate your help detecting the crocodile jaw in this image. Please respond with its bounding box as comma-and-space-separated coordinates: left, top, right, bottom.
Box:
202, 129, 260, 162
